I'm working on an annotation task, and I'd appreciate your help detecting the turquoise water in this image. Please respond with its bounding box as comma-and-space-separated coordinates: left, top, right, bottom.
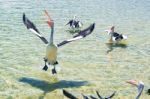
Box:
0, 0, 150, 98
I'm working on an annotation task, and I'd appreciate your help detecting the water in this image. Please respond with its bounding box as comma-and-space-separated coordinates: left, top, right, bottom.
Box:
0, 0, 150, 98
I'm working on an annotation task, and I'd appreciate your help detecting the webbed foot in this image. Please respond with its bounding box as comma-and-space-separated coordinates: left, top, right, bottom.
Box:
52, 68, 57, 74
43, 65, 48, 71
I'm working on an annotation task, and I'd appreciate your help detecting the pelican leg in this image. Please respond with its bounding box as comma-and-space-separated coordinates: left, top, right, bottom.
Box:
43, 58, 48, 71
52, 65, 57, 74
54, 61, 58, 65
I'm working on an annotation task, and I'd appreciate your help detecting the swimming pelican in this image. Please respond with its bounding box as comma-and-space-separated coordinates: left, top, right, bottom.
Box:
105, 26, 127, 44
66, 16, 83, 29
126, 80, 144, 99
23, 10, 95, 74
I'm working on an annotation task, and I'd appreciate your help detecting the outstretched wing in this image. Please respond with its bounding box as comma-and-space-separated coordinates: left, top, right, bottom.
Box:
57, 23, 95, 47
96, 91, 103, 99
90, 95, 98, 99
66, 20, 73, 25
23, 13, 48, 44
62, 89, 77, 99
82, 93, 89, 99
106, 91, 116, 99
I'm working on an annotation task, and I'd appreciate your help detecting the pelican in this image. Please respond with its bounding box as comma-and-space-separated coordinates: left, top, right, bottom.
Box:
23, 10, 95, 74
105, 26, 127, 44
66, 16, 83, 29
126, 80, 144, 99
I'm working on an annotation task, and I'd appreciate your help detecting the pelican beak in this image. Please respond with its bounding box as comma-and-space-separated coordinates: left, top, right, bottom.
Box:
105, 30, 111, 35
44, 10, 54, 28
126, 80, 138, 87
47, 20, 54, 28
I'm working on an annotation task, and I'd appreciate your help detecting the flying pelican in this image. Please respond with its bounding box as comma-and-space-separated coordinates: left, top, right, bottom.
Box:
126, 80, 144, 99
23, 10, 95, 74
105, 26, 127, 44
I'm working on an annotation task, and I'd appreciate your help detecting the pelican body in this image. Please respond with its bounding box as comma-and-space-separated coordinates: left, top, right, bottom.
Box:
105, 26, 127, 44
46, 43, 57, 65
42, 20, 59, 74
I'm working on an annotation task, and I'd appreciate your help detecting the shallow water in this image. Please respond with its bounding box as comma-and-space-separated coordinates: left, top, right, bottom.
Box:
0, 0, 150, 98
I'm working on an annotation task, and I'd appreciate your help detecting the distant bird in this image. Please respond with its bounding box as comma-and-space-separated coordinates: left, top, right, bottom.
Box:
66, 16, 83, 29
126, 80, 144, 99
23, 10, 95, 74
105, 26, 127, 44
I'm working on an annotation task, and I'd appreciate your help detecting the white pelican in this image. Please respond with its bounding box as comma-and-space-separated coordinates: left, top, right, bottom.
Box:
23, 10, 95, 74
105, 26, 127, 44
66, 16, 83, 29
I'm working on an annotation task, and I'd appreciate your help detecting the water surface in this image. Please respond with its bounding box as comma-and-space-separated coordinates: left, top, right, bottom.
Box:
0, 0, 150, 98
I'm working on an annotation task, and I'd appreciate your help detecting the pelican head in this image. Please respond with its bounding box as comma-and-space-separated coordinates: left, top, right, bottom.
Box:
73, 15, 77, 20
105, 26, 115, 35
126, 80, 144, 99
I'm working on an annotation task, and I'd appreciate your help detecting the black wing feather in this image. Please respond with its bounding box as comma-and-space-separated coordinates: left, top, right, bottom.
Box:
23, 13, 40, 33
73, 23, 95, 38
23, 13, 48, 44
57, 23, 95, 47
106, 91, 116, 99
96, 91, 103, 99
62, 89, 78, 99
82, 94, 89, 99
90, 95, 98, 99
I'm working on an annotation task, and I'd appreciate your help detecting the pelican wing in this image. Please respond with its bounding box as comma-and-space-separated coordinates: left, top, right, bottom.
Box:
96, 91, 103, 99
23, 13, 48, 44
106, 91, 116, 99
57, 23, 95, 47
82, 94, 89, 99
66, 20, 73, 25
62, 89, 77, 99
90, 95, 98, 99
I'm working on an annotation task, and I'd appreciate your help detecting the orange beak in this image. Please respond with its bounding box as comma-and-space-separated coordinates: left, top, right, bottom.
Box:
44, 10, 54, 27
126, 80, 138, 86
47, 20, 54, 27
